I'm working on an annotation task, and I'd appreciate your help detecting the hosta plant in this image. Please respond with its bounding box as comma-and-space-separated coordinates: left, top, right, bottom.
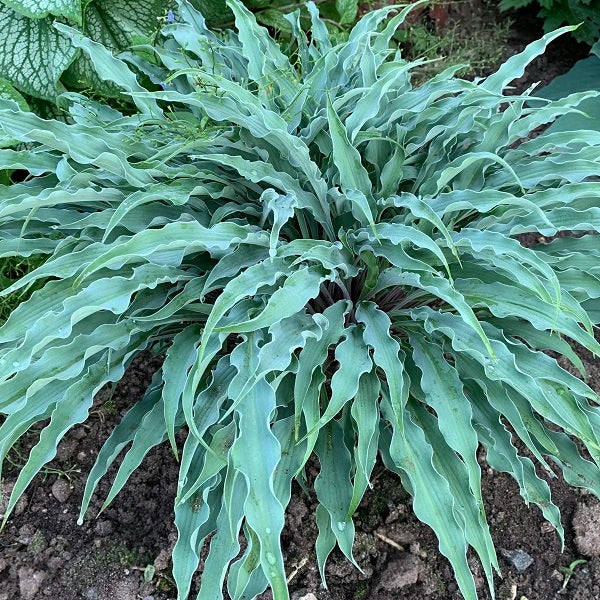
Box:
1, 2, 600, 599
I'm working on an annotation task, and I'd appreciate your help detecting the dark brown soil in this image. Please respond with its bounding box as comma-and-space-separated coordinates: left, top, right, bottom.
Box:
0, 2, 597, 600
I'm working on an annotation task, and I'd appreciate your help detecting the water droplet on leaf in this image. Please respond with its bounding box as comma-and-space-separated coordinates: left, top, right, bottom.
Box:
484, 358, 496, 373
266, 552, 276, 565
337, 521, 346, 531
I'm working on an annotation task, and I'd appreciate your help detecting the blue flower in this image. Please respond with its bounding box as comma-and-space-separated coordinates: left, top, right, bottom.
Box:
167, 10, 175, 22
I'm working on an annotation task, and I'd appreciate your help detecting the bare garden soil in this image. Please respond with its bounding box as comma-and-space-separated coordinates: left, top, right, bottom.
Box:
0, 2, 598, 599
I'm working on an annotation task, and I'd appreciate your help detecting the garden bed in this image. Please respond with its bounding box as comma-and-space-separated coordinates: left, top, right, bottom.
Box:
0, 2, 597, 599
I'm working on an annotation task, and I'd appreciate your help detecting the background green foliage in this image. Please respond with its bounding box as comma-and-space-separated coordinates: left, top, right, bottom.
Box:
499, 0, 600, 44
208, 0, 360, 31
0, 0, 509, 108
0, 0, 168, 102
0, 0, 363, 104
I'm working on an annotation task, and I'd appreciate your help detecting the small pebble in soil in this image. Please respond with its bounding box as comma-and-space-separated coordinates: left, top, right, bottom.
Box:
18, 523, 35, 544
18, 567, 46, 600
378, 553, 424, 590
0, 481, 13, 516
47, 557, 63, 574
500, 548, 534, 573
385, 505, 405, 524
573, 500, 600, 557
51, 478, 72, 503
14, 493, 28, 515
551, 569, 564, 582
540, 521, 556, 534
154, 548, 171, 571
85, 588, 99, 600
409, 541, 427, 558
113, 577, 140, 599
73, 427, 87, 440
94, 519, 114, 536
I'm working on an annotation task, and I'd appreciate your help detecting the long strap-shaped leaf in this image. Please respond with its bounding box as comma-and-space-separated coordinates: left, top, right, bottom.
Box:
409, 335, 498, 591
482, 26, 577, 93
162, 324, 202, 457
466, 381, 564, 539
347, 369, 380, 518
408, 399, 499, 596
314, 419, 359, 568
215, 265, 329, 334
294, 301, 349, 442
54, 23, 162, 118
410, 308, 600, 454
74, 221, 268, 285
1, 265, 187, 370
227, 0, 298, 106
229, 334, 289, 600
196, 469, 247, 600
326, 97, 377, 232
454, 278, 598, 353
382, 397, 478, 600
78, 374, 163, 523
173, 475, 222, 600
0, 107, 153, 187
356, 302, 408, 430
303, 325, 372, 436
2, 346, 140, 528
376, 269, 495, 356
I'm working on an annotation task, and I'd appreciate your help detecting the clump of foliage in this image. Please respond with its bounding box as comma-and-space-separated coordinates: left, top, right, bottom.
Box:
0, 0, 362, 326
1, 2, 600, 599
499, 0, 600, 45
